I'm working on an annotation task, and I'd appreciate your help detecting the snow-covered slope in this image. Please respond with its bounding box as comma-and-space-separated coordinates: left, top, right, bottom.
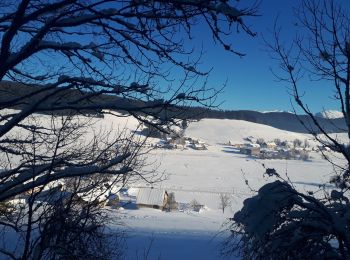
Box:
2, 109, 347, 259
186, 118, 312, 145
122, 117, 343, 259
315, 110, 343, 119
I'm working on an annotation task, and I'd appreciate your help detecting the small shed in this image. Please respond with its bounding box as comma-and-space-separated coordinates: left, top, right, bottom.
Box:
240, 143, 260, 156
193, 143, 206, 150
136, 187, 169, 210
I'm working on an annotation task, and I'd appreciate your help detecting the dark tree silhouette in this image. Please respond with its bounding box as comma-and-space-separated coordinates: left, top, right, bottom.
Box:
0, 0, 258, 200
0, 1, 258, 258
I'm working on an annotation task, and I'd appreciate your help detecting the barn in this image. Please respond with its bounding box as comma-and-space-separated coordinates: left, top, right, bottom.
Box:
136, 187, 176, 210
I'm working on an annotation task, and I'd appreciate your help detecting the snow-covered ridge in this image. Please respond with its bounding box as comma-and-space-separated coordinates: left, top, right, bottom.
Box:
315, 110, 343, 119
259, 110, 293, 114
185, 118, 311, 145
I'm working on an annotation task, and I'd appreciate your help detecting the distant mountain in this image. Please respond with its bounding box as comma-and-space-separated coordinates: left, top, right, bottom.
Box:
0, 81, 347, 134
315, 110, 344, 119
259, 110, 293, 114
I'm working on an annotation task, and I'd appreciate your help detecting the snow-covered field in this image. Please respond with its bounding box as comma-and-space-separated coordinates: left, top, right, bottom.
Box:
106, 118, 343, 259
1, 110, 345, 259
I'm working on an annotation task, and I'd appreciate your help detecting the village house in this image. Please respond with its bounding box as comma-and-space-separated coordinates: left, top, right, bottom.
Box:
136, 187, 177, 211
240, 143, 260, 156
266, 142, 277, 150
192, 143, 207, 150
168, 136, 186, 149
192, 139, 206, 145
235, 137, 313, 160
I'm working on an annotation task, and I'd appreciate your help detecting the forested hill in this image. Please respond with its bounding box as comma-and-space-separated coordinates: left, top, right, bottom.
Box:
0, 81, 345, 134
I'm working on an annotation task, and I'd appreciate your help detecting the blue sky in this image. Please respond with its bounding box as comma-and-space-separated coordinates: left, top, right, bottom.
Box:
12, 1, 349, 114
187, 0, 350, 113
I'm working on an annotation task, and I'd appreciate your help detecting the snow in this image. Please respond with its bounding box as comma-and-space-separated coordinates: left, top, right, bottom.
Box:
115, 118, 343, 258
260, 110, 293, 113
315, 110, 344, 119
136, 187, 165, 207
185, 118, 313, 145
125, 230, 227, 260
1, 109, 346, 259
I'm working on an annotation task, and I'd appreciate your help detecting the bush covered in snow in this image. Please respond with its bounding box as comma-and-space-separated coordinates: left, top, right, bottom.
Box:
223, 180, 350, 259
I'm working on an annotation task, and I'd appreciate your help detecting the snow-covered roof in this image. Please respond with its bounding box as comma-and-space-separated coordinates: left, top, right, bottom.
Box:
136, 187, 165, 206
